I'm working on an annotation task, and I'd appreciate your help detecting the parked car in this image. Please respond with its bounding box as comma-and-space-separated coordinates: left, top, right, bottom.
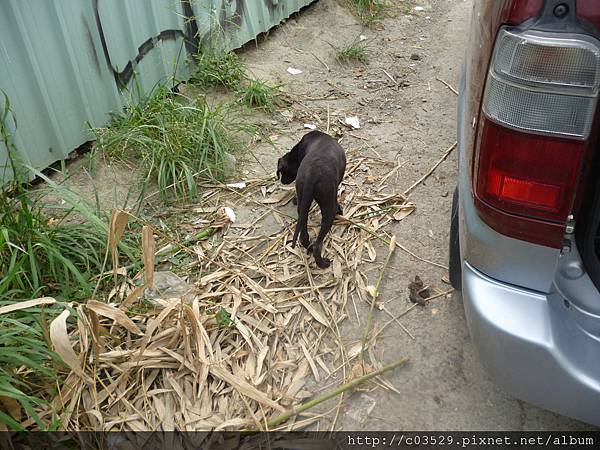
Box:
450, 0, 600, 426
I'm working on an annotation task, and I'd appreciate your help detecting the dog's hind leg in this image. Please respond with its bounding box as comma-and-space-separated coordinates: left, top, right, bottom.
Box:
297, 192, 311, 249
309, 199, 336, 269
290, 183, 312, 249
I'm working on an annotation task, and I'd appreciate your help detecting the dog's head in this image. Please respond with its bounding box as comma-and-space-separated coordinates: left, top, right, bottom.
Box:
277, 139, 305, 184
277, 143, 302, 184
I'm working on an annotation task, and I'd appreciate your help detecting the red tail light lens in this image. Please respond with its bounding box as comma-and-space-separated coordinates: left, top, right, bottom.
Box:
492, 175, 560, 211
476, 118, 584, 221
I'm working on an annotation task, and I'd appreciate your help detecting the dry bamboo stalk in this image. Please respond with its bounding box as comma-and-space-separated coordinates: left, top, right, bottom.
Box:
361, 236, 396, 365
262, 357, 409, 429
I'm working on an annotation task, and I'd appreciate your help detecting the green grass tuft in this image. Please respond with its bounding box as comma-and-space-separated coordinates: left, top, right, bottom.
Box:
0, 302, 64, 430
0, 195, 107, 300
95, 85, 245, 203
237, 79, 281, 111
351, 0, 386, 26
191, 47, 246, 89
336, 38, 369, 63
1, 91, 115, 303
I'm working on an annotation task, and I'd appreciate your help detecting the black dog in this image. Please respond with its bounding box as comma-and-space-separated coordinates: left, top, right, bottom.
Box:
277, 131, 346, 268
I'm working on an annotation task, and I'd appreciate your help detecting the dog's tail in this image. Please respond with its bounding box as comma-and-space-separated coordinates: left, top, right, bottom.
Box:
291, 182, 314, 248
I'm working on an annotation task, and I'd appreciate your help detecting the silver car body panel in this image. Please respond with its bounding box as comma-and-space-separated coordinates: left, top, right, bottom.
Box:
462, 262, 600, 426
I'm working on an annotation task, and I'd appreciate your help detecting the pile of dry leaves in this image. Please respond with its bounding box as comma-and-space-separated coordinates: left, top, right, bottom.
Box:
27, 152, 430, 432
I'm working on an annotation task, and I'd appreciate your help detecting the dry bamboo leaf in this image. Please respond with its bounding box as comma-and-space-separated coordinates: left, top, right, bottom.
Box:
393, 203, 416, 221
86, 300, 143, 335
0, 297, 55, 315
109, 210, 129, 275
365, 241, 377, 262
214, 418, 252, 431
138, 298, 180, 356
120, 285, 145, 310
192, 300, 214, 357
142, 225, 155, 288
199, 270, 229, 286
300, 343, 320, 382
261, 189, 294, 205
366, 285, 378, 299
50, 309, 92, 384
333, 258, 343, 279
389, 235, 397, 252
209, 366, 284, 412
315, 356, 331, 376
75, 305, 89, 356
231, 317, 256, 353
254, 345, 269, 384
241, 275, 278, 313
85, 410, 104, 429
297, 297, 329, 327
0, 396, 21, 422
159, 347, 197, 373
348, 342, 363, 359
285, 360, 309, 399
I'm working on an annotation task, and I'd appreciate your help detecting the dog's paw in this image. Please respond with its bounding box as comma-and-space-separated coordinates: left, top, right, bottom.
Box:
300, 236, 310, 249
286, 239, 297, 248
315, 257, 331, 269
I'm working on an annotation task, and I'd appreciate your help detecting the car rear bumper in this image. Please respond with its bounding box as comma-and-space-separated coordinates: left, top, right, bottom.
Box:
462, 262, 600, 427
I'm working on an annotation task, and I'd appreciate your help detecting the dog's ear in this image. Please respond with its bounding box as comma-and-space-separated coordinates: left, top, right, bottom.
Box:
288, 142, 303, 164
276, 156, 286, 180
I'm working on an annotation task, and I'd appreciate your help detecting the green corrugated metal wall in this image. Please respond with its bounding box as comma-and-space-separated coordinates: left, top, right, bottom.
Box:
0, 0, 314, 184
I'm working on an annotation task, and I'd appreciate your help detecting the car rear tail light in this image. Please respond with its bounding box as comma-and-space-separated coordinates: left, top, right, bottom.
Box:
474, 27, 600, 248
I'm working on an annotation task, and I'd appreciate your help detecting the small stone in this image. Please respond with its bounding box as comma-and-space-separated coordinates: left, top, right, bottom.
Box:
223, 152, 236, 174
410, 53, 422, 61
144, 271, 194, 304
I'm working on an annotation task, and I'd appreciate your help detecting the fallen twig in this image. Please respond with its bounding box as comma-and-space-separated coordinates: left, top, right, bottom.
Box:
403, 142, 457, 196
311, 51, 330, 71
382, 69, 397, 85
436, 77, 459, 95
373, 288, 455, 341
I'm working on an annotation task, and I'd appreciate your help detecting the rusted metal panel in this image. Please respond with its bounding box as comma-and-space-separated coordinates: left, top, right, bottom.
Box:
0, 0, 313, 184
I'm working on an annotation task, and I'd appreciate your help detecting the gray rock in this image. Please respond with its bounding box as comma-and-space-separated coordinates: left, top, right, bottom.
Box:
223, 152, 236, 174
144, 271, 194, 303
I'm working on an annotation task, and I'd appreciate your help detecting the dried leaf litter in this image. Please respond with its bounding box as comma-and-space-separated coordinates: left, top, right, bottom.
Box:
42, 152, 418, 432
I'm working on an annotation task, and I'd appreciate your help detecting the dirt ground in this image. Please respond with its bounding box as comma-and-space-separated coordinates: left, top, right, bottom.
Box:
234, 0, 594, 431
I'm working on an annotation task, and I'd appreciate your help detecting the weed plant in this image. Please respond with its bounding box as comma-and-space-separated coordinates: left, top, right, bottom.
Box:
336, 38, 369, 63
94, 85, 243, 203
